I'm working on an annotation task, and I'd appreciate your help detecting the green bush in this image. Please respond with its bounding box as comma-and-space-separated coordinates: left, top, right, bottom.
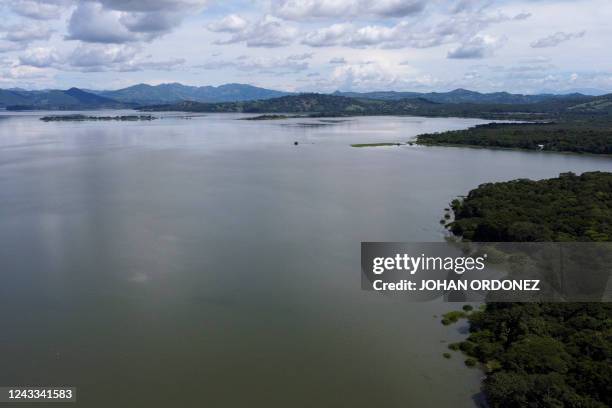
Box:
465, 358, 477, 367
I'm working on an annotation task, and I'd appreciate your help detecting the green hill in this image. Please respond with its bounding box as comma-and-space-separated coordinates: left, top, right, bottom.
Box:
0, 89, 31, 106
567, 94, 612, 113
2, 87, 127, 110
142, 92, 609, 120
94, 83, 289, 104
141, 93, 439, 115
4, 85, 611, 117
335, 88, 593, 105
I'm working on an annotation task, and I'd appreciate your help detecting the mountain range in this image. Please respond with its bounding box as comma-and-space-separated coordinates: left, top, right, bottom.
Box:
0, 87, 124, 110
333, 88, 591, 104
0, 83, 289, 109
143, 92, 612, 120
0, 82, 609, 111
89, 83, 289, 105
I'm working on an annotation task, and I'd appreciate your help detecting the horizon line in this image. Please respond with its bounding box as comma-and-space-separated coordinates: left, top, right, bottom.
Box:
1, 83, 609, 97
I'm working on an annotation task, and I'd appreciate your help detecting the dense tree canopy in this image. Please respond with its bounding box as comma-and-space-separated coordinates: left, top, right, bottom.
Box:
447, 172, 612, 408
417, 122, 612, 155
449, 172, 612, 242
460, 303, 612, 408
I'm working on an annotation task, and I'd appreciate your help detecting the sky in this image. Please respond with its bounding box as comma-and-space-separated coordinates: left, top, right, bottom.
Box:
0, 0, 610, 94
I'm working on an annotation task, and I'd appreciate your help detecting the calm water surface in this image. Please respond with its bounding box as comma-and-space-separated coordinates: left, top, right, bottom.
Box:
1, 111, 611, 407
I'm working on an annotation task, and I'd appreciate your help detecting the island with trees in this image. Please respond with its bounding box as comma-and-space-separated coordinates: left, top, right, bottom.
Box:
40, 114, 157, 122
444, 172, 612, 408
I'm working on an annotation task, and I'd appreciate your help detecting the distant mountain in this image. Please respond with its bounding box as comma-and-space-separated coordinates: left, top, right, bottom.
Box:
334, 88, 592, 105
0, 89, 32, 106
93, 83, 290, 105
0, 83, 289, 109
567, 93, 612, 112
141, 93, 456, 115
2, 84, 607, 116
1, 87, 126, 110
546, 88, 610, 97
142, 92, 609, 120
64, 87, 117, 105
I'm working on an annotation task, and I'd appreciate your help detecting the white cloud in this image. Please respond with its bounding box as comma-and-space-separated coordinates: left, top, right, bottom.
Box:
67, 3, 139, 43
287, 53, 313, 60
119, 57, 186, 71
67, 43, 140, 70
119, 10, 185, 34
450, 0, 488, 14
0, 41, 26, 53
520, 56, 552, 64
303, 21, 445, 48
329, 57, 347, 64
19, 47, 60, 67
369, 0, 426, 18
4, 24, 53, 43
66, 46, 180, 72
530, 31, 586, 48
0, 0, 609, 94
302, 23, 352, 47
207, 14, 248, 33
301, 10, 527, 49
327, 59, 437, 91
272, 0, 426, 20
91, 0, 208, 12
212, 15, 298, 47
0, 65, 53, 86
66, 0, 209, 43
447, 35, 505, 59
196, 55, 309, 73
7, 0, 71, 20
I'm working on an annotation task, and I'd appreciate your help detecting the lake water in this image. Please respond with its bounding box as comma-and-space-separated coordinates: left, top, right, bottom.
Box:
1, 111, 611, 407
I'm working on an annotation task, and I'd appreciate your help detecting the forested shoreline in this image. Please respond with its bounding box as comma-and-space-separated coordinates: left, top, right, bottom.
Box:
445, 172, 612, 408
417, 122, 612, 155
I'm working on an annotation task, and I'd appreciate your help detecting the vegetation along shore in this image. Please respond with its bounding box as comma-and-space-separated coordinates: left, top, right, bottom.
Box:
442, 172, 612, 408
416, 122, 612, 155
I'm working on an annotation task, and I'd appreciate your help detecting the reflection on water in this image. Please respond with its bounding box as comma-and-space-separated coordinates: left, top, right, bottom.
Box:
1, 111, 611, 407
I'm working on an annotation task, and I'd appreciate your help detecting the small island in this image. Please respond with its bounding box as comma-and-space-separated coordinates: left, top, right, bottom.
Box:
442, 171, 612, 408
241, 114, 303, 120
41, 114, 157, 122
350, 142, 403, 148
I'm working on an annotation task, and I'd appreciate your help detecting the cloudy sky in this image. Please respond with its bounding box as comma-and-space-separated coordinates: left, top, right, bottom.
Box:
1, 0, 610, 93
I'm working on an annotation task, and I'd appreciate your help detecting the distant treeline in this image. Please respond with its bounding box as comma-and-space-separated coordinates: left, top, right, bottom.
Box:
417, 122, 612, 155
8, 85, 610, 121
141, 93, 612, 121
446, 172, 612, 408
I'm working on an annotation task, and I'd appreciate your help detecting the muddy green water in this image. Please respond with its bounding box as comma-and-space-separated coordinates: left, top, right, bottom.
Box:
1, 112, 610, 407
